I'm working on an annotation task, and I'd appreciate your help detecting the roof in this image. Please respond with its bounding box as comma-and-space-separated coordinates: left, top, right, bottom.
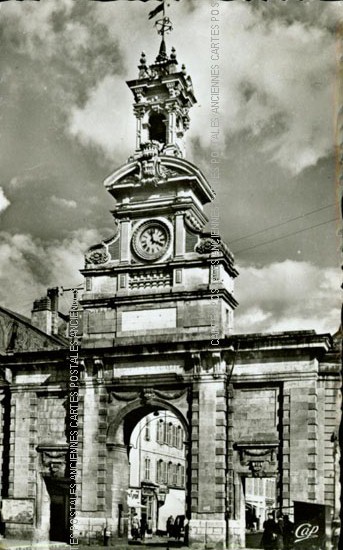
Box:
0, 305, 67, 354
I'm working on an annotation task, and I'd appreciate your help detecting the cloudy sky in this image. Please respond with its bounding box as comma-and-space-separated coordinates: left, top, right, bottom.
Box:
0, 0, 341, 335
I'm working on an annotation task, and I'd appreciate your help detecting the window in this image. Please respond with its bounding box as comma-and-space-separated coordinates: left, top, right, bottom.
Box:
172, 464, 178, 486
176, 464, 183, 486
156, 459, 162, 483
161, 461, 166, 483
175, 464, 185, 487
177, 426, 182, 449
167, 423, 173, 446
144, 457, 150, 480
157, 460, 167, 483
257, 478, 262, 495
173, 425, 178, 448
145, 418, 150, 441
149, 113, 166, 144
157, 420, 164, 444
168, 462, 173, 485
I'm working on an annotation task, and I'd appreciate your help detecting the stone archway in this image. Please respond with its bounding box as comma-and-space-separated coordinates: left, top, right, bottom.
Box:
106, 390, 190, 544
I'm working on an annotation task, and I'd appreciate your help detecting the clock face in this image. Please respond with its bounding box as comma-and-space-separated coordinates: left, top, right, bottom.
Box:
132, 220, 170, 261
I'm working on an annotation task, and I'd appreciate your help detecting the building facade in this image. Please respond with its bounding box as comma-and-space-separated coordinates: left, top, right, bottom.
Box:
129, 411, 186, 534
245, 477, 276, 530
0, 30, 340, 550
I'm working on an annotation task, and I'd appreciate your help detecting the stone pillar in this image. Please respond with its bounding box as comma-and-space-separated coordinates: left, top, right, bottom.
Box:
80, 380, 100, 512
6, 389, 36, 539
107, 443, 129, 540
0, 391, 5, 496
34, 474, 50, 542
284, 379, 320, 505
227, 384, 243, 549
189, 377, 227, 549
136, 117, 142, 150
168, 110, 175, 145
174, 212, 185, 258
11, 390, 31, 498
119, 218, 131, 264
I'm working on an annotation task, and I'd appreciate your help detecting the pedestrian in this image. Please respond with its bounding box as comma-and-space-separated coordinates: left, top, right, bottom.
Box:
166, 515, 174, 537
174, 516, 182, 540
261, 513, 278, 550
276, 515, 284, 550
184, 516, 189, 545
332, 518, 340, 550
0, 502, 4, 539
140, 516, 147, 541
283, 515, 294, 550
131, 513, 140, 540
147, 516, 153, 538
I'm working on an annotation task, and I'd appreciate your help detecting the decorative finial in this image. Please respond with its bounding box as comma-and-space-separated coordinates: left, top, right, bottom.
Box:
169, 47, 178, 73
181, 64, 187, 76
138, 51, 148, 78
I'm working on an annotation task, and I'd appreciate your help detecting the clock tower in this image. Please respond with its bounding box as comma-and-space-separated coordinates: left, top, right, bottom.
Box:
80, 39, 238, 347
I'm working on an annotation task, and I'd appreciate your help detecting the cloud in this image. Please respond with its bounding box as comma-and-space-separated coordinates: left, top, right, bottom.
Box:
0, 1, 338, 175
234, 259, 340, 334
0, 1, 338, 335
0, 188, 10, 214
0, 229, 101, 317
190, 2, 335, 174
69, 74, 133, 162
51, 195, 77, 209
67, 1, 338, 174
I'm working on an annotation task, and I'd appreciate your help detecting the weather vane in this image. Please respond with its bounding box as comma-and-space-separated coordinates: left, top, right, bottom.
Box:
148, 0, 174, 41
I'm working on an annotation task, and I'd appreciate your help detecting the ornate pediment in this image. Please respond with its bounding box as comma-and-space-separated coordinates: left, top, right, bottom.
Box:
108, 387, 188, 405
104, 155, 215, 204
37, 443, 69, 479
234, 441, 279, 477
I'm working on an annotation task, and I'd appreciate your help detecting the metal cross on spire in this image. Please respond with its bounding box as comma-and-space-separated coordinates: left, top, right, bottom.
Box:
148, 0, 173, 41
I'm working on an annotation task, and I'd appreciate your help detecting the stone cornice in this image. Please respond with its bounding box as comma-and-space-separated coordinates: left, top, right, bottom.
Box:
230, 331, 332, 352
79, 286, 238, 310
0, 332, 336, 369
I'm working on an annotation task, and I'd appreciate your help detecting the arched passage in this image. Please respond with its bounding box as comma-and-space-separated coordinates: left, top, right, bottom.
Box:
107, 397, 189, 446
106, 398, 190, 545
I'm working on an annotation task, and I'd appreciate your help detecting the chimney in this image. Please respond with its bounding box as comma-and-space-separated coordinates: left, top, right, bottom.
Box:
31, 297, 52, 335
47, 287, 60, 336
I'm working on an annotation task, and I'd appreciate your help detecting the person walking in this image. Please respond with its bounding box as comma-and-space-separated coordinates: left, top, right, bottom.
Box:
332, 518, 340, 550
283, 515, 294, 550
131, 513, 140, 541
140, 515, 147, 541
146, 516, 153, 538
261, 513, 278, 550
174, 516, 183, 540
166, 515, 174, 537
276, 515, 284, 550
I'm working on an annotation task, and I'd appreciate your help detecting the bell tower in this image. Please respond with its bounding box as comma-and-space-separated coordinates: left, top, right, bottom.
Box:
129, 41, 196, 159
80, 28, 238, 347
